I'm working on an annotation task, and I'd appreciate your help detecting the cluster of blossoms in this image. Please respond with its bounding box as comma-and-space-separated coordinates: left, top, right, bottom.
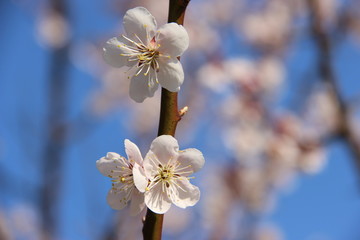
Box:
97, 7, 203, 215
96, 135, 204, 214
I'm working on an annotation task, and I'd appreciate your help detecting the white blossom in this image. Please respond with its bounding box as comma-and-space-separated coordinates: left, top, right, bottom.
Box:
133, 135, 205, 214
103, 7, 189, 102
96, 140, 145, 215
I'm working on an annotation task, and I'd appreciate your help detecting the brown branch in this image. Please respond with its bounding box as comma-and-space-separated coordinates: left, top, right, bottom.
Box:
307, 0, 360, 174
142, 1, 190, 240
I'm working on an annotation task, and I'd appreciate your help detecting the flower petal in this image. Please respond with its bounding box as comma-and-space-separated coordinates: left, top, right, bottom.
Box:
133, 163, 148, 193
145, 184, 172, 214
129, 189, 145, 216
106, 187, 132, 210
129, 73, 159, 103
169, 179, 200, 209
103, 37, 133, 68
143, 151, 160, 178
96, 152, 122, 177
125, 139, 143, 165
123, 7, 157, 43
157, 58, 184, 92
149, 135, 179, 165
178, 148, 205, 175
157, 23, 189, 57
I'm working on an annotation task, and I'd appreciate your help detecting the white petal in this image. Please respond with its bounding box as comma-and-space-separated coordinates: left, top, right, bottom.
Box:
125, 139, 143, 165
106, 187, 131, 210
123, 7, 157, 44
129, 73, 159, 103
149, 135, 179, 165
169, 179, 200, 209
133, 163, 148, 193
130, 189, 146, 216
145, 184, 172, 214
96, 152, 122, 177
103, 37, 133, 68
177, 148, 205, 175
157, 23, 189, 57
157, 58, 184, 92
143, 151, 160, 179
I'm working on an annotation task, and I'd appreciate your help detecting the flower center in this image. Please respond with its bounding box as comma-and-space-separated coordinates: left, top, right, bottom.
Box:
159, 165, 175, 181
145, 153, 195, 193
120, 34, 163, 87
108, 157, 134, 192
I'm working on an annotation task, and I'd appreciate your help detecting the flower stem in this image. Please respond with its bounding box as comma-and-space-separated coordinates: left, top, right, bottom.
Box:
142, 0, 190, 240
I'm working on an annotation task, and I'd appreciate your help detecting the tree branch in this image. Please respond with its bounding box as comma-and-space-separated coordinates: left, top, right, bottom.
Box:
307, 0, 360, 174
142, 0, 190, 239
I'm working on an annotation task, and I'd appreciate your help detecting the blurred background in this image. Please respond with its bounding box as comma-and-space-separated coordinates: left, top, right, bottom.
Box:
1, 0, 360, 239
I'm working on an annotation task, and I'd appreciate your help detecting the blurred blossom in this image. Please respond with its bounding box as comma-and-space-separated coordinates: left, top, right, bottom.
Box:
163, 207, 191, 235
36, 10, 70, 49
198, 0, 241, 25
347, 7, 360, 45
297, 147, 326, 174
304, 87, 340, 138
199, 57, 284, 96
222, 96, 263, 125
203, 167, 234, 232
265, 135, 299, 188
90, 68, 129, 115
115, 210, 143, 240
70, 42, 130, 116
349, 114, 360, 143
266, 136, 299, 166
197, 61, 231, 93
238, 167, 271, 211
225, 126, 268, 164
70, 42, 104, 78
9, 205, 41, 240
224, 58, 257, 91
315, 0, 338, 28
186, 17, 220, 54
254, 224, 283, 240
256, 57, 284, 94
0, 210, 12, 240
238, 0, 292, 50
274, 113, 301, 139
135, 0, 168, 24
131, 93, 159, 135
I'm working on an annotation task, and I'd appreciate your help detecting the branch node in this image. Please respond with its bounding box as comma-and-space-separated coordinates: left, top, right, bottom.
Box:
179, 106, 189, 118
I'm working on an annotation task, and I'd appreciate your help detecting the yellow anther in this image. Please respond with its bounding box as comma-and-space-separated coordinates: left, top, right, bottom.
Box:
137, 55, 146, 61
145, 187, 150, 191
121, 177, 126, 182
